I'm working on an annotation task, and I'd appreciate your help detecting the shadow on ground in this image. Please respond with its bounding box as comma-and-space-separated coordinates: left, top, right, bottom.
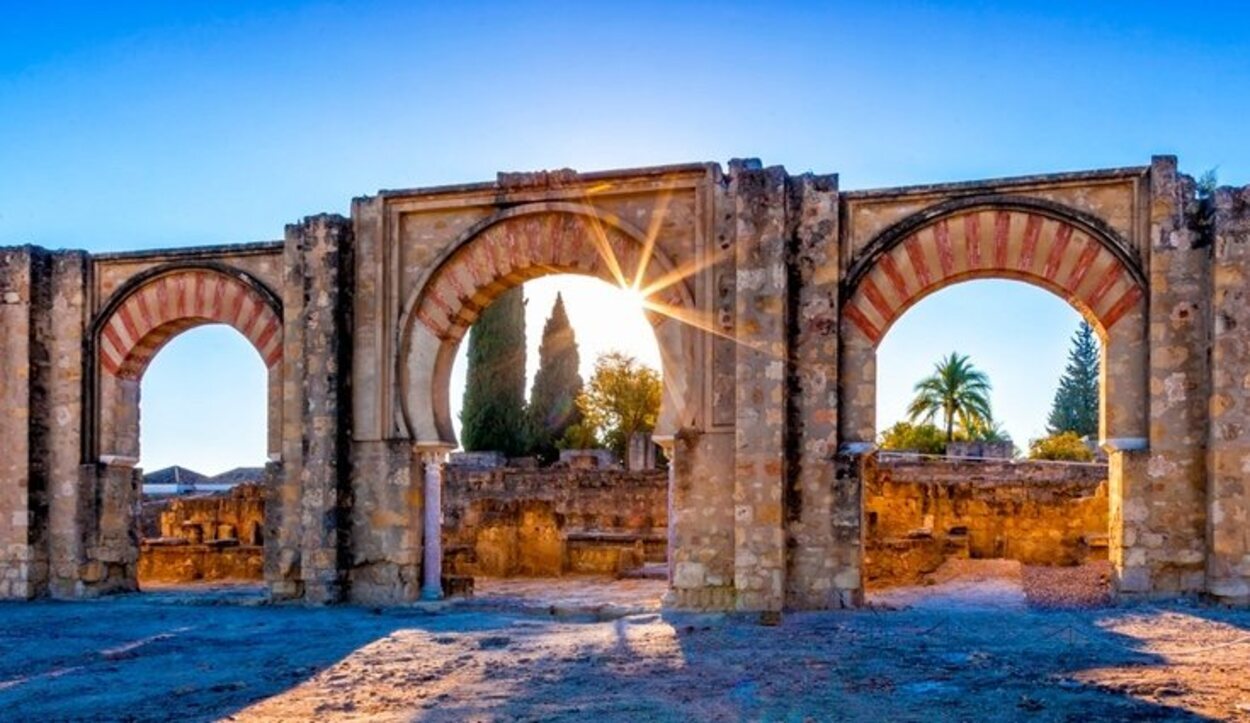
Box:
1, 584, 1247, 721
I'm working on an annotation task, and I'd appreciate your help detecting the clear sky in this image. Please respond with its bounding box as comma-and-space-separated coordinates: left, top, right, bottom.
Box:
2, 2, 1246, 471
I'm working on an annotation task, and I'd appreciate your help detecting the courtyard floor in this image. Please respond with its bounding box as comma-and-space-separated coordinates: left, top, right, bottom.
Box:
2, 574, 1250, 721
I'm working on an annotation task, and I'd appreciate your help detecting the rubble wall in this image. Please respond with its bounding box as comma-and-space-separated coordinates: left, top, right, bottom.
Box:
864, 458, 1108, 587
441, 466, 667, 578
136, 485, 266, 584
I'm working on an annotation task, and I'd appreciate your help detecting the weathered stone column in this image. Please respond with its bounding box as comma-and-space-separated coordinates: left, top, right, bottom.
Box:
1207, 183, 1250, 603
278, 214, 354, 604
416, 443, 452, 600
730, 160, 789, 612
653, 435, 677, 583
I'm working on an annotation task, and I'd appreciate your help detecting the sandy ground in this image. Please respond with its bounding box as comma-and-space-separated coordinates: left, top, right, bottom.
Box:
2, 575, 1250, 722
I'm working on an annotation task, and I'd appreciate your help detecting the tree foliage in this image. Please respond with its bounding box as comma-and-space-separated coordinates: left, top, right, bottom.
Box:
526, 293, 583, 464
879, 418, 1012, 456
1045, 322, 1100, 438
573, 351, 662, 460
1029, 431, 1094, 462
879, 421, 947, 455
459, 287, 528, 456
962, 417, 1012, 444
906, 352, 993, 443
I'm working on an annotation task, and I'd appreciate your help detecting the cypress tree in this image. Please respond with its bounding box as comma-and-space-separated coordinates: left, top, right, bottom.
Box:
460, 286, 527, 455
527, 293, 583, 464
1046, 321, 1101, 438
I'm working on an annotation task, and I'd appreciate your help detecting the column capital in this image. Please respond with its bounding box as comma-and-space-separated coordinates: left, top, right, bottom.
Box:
413, 441, 455, 465
837, 441, 877, 456
98, 455, 139, 468
1101, 437, 1148, 453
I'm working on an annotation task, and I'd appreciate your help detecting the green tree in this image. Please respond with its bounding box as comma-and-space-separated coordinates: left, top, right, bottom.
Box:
1029, 431, 1094, 462
962, 416, 1012, 445
1045, 322, 1100, 438
576, 351, 662, 460
879, 421, 947, 455
526, 293, 583, 464
906, 352, 993, 443
460, 287, 527, 456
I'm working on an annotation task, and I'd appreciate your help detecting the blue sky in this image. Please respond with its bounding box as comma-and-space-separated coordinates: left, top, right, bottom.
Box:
3, 2, 1246, 471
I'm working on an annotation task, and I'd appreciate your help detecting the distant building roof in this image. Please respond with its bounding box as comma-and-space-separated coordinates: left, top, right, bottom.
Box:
142, 465, 264, 496
142, 465, 207, 490
209, 467, 266, 486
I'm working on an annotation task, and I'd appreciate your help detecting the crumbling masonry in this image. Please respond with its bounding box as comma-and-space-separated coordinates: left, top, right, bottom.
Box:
2, 156, 1249, 609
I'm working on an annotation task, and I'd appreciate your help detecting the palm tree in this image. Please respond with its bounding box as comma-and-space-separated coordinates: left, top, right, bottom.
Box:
906, 352, 993, 443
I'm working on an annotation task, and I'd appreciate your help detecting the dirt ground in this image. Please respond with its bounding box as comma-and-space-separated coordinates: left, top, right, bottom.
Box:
2, 572, 1250, 722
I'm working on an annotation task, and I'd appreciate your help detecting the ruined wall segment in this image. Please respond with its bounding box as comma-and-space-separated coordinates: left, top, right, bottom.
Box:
1208, 182, 1250, 603
0, 248, 97, 599
0, 248, 46, 598
865, 457, 1109, 587
273, 215, 354, 603
441, 466, 667, 577
1118, 156, 1210, 597
785, 173, 859, 609
729, 161, 789, 613
347, 440, 420, 605
46, 252, 89, 598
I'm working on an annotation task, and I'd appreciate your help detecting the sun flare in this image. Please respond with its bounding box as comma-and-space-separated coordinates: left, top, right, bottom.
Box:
619, 284, 649, 313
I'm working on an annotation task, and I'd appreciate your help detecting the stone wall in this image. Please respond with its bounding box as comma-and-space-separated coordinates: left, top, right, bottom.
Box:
865, 457, 1109, 587
137, 484, 265, 584
441, 467, 667, 578
142, 484, 266, 543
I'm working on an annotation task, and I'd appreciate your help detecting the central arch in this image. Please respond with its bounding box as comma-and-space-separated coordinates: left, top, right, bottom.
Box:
839, 196, 1148, 449
398, 202, 698, 447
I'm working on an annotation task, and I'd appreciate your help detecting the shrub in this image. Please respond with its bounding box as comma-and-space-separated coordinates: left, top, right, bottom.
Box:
1029, 431, 1094, 462
879, 421, 947, 455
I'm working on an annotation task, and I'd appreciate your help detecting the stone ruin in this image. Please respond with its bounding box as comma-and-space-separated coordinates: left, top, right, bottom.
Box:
865, 457, 1108, 588
2, 155, 1249, 611
139, 483, 265, 584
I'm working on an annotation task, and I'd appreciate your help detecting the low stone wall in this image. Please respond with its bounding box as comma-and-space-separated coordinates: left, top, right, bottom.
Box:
138, 543, 262, 583
442, 467, 668, 578
138, 484, 265, 584
865, 456, 1108, 588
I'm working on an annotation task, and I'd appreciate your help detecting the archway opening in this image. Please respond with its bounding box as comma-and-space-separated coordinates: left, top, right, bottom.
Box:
441, 273, 671, 609
399, 207, 701, 608
135, 325, 273, 594
863, 279, 1113, 609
